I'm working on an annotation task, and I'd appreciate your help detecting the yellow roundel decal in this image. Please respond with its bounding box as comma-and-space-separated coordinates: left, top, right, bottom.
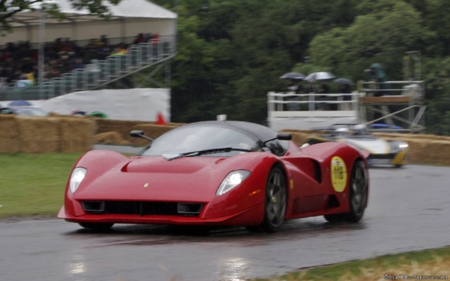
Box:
331, 156, 347, 192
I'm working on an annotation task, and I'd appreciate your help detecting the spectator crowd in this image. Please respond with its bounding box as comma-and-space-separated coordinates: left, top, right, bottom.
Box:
0, 32, 160, 90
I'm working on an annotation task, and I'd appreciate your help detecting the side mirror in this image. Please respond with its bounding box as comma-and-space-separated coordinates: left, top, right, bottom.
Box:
130, 130, 154, 141
277, 133, 292, 141
130, 130, 144, 137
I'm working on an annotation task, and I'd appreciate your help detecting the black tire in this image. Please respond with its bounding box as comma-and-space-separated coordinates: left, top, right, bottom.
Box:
324, 160, 368, 223
260, 166, 287, 233
79, 223, 114, 230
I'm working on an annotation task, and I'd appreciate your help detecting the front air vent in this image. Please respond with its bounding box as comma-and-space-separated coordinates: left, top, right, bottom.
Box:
82, 201, 105, 213
81, 201, 203, 217
177, 203, 203, 216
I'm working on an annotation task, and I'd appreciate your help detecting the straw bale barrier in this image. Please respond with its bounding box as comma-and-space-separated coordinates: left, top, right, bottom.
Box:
372, 132, 450, 142
0, 115, 95, 154
282, 130, 450, 166
15, 117, 60, 153
94, 131, 131, 145
280, 130, 318, 147
58, 117, 96, 153
94, 119, 155, 142
372, 135, 450, 166
2, 113, 450, 166
0, 115, 21, 153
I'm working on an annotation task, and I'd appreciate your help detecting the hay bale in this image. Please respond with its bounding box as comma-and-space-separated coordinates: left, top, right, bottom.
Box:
130, 124, 182, 146
15, 116, 60, 153
373, 132, 450, 142
58, 117, 96, 153
0, 115, 21, 153
284, 130, 450, 166
95, 119, 153, 140
95, 119, 186, 143
0, 115, 20, 138
280, 130, 321, 146
372, 134, 450, 165
94, 131, 131, 145
400, 139, 450, 166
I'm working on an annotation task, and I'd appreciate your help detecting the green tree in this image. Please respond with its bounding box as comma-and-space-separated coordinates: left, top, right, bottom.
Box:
421, 57, 450, 135
419, 0, 450, 56
164, 0, 360, 123
147, 0, 448, 133
0, 0, 121, 33
308, 0, 434, 81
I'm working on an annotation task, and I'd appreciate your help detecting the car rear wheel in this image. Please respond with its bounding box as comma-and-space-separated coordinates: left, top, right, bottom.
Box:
261, 166, 287, 233
324, 160, 368, 223
79, 223, 114, 230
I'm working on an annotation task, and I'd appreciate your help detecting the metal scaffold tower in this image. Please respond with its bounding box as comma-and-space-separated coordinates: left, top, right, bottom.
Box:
357, 51, 426, 133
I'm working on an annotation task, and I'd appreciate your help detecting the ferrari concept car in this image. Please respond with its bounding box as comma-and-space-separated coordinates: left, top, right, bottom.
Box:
303, 124, 408, 167
58, 121, 370, 233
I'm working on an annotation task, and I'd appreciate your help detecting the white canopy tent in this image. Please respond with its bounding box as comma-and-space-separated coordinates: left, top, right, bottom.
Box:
0, 0, 177, 46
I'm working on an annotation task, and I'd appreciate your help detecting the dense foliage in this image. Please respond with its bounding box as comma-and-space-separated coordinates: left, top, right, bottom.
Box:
0, 0, 121, 32
5, 0, 449, 134
148, 0, 450, 135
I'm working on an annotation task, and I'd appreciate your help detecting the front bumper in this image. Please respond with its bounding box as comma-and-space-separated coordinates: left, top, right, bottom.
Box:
367, 150, 408, 166
58, 202, 264, 227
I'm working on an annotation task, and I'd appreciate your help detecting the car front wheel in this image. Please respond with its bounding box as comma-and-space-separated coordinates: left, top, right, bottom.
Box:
261, 166, 287, 233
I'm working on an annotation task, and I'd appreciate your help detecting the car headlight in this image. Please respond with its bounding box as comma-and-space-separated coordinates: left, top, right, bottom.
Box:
389, 141, 408, 152
69, 167, 86, 193
216, 170, 251, 196
399, 143, 409, 149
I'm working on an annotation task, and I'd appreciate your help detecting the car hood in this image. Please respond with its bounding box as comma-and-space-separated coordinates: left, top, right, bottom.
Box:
340, 137, 390, 154
74, 156, 236, 202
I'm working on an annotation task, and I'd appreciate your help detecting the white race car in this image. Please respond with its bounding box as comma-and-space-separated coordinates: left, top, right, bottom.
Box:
303, 124, 409, 167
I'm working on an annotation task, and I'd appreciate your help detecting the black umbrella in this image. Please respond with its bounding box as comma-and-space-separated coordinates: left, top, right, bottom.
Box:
334, 78, 354, 85
280, 72, 306, 80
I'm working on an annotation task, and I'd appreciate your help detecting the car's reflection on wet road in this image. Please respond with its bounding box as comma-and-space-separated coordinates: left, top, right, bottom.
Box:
1, 164, 450, 281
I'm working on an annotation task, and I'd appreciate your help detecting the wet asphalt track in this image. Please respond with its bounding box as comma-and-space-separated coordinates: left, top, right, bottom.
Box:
1, 146, 450, 281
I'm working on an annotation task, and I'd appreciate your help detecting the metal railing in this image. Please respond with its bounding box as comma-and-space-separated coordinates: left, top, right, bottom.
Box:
268, 81, 426, 132
357, 80, 426, 132
0, 35, 176, 101
358, 80, 425, 99
268, 91, 359, 118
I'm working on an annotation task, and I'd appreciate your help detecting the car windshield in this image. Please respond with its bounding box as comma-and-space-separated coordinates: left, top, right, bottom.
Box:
138, 125, 258, 157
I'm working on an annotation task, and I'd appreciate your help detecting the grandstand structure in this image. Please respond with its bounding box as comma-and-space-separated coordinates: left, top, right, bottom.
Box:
0, 38, 176, 101
0, 0, 177, 102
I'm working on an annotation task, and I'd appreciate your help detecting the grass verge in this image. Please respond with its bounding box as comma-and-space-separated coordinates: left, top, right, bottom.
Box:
249, 247, 450, 280
0, 153, 83, 218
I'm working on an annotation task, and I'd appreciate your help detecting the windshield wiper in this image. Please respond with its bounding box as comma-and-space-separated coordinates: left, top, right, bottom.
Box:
162, 147, 251, 160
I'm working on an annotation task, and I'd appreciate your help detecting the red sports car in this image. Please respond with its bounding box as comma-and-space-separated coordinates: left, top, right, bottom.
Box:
58, 121, 369, 233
